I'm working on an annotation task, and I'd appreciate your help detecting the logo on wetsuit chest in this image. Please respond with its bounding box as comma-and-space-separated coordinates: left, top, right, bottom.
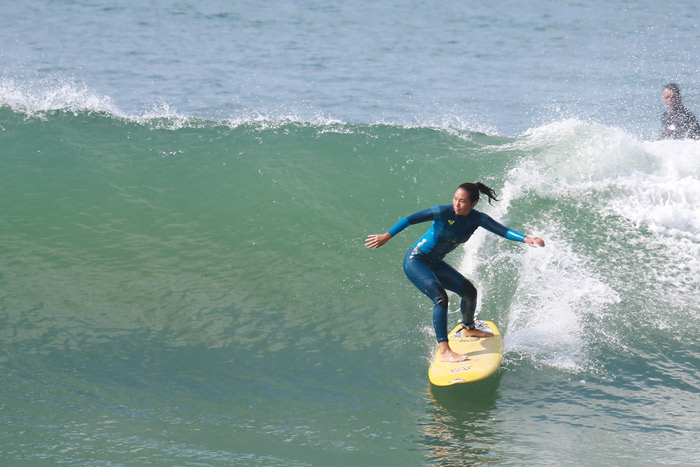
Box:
448, 220, 455, 225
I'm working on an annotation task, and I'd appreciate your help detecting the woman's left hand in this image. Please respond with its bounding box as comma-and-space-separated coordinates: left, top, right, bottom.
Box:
524, 236, 545, 248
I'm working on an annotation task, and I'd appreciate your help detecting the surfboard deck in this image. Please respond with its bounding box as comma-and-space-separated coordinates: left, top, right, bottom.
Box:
428, 320, 503, 386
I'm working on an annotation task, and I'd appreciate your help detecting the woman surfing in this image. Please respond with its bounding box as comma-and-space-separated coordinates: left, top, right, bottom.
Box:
365, 182, 545, 362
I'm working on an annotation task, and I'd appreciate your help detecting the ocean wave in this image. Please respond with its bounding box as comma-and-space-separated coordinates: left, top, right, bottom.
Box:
0, 77, 120, 116
0, 77, 502, 135
456, 118, 700, 372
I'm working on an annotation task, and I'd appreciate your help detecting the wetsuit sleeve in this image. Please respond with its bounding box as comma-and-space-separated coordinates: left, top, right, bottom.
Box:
387, 207, 439, 236
388, 217, 410, 236
505, 229, 527, 242
480, 214, 527, 242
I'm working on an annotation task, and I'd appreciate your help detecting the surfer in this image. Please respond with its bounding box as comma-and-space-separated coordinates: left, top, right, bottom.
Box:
365, 182, 545, 362
660, 83, 700, 140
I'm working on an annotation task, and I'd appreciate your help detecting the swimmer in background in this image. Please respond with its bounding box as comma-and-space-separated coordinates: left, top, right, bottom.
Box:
660, 83, 700, 140
365, 182, 545, 362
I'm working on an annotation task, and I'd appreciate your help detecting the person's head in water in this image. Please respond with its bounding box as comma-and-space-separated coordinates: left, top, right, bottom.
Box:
663, 83, 683, 111
453, 182, 499, 216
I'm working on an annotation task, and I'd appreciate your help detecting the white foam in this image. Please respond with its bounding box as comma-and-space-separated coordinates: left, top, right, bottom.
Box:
460, 217, 621, 372
506, 120, 700, 241
0, 77, 119, 116
643, 139, 700, 179
456, 120, 700, 371
502, 228, 620, 371
607, 173, 700, 241
513, 119, 654, 190
504, 121, 700, 359
0, 77, 198, 127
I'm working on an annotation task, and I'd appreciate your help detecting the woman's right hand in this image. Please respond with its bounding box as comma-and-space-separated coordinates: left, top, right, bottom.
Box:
365, 233, 392, 249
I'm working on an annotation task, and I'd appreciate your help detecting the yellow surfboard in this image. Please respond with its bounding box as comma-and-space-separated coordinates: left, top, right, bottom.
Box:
428, 320, 503, 386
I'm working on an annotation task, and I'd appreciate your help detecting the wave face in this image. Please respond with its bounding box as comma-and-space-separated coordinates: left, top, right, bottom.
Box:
2, 107, 700, 464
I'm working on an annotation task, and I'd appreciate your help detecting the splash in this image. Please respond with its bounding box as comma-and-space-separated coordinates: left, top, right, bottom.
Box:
0, 77, 119, 116
457, 119, 700, 372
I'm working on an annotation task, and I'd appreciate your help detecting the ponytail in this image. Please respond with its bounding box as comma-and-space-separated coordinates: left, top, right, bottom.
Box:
458, 182, 499, 206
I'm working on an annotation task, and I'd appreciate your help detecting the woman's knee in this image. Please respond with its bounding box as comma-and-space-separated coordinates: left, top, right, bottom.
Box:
462, 280, 477, 301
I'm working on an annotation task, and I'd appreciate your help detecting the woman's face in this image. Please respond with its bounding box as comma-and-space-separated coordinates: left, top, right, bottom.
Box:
453, 188, 478, 216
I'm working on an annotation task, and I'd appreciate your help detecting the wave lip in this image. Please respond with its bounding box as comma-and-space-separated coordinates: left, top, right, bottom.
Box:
0, 77, 119, 115
0, 77, 505, 135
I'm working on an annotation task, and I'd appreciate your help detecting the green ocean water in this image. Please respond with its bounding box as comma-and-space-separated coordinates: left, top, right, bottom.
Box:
4, 0, 700, 464
2, 108, 699, 465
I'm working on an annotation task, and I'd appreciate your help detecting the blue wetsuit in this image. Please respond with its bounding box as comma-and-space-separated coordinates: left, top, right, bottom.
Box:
388, 205, 526, 343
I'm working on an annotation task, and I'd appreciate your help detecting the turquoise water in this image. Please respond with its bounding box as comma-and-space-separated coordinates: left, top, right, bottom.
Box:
2, 1, 700, 465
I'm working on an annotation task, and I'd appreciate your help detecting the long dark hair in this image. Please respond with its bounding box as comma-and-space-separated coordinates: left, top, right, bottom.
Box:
458, 182, 499, 205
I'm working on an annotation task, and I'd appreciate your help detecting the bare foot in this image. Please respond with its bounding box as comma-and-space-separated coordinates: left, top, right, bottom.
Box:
439, 350, 469, 362
438, 342, 469, 362
459, 328, 494, 338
